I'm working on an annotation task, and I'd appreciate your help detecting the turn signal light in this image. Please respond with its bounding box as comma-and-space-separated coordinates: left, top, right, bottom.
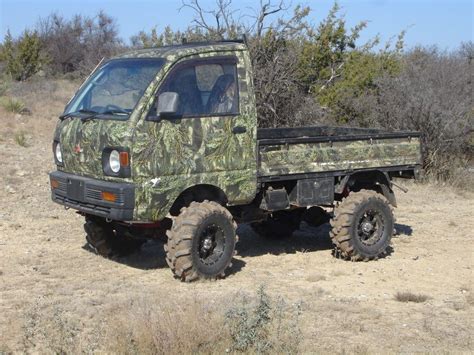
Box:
119, 151, 129, 167
51, 179, 59, 189
101, 191, 117, 202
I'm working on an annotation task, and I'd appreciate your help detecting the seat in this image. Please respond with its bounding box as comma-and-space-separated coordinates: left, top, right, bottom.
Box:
206, 74, 236, 114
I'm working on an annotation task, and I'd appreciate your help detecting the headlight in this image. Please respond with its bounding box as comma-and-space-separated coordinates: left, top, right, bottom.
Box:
102, 147, 130, 177
109, 150, 121, 173
54, 142, 63, 164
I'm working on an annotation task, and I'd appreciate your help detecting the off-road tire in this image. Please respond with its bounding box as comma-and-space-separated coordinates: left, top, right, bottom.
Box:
84, 216, 145, 257
330, 189, 394, 261
165, 200, 237, 282
251, 209, 303, 239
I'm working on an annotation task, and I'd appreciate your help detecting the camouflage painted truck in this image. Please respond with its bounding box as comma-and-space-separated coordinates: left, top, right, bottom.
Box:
49, 40, 421, 281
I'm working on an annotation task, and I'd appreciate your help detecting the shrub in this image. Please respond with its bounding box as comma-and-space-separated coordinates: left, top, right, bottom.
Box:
3, 29, 43, 81
1, 97, 26, 113
225, 285, 272, 352
369, 46, 472, 181
225, 285, 303, 353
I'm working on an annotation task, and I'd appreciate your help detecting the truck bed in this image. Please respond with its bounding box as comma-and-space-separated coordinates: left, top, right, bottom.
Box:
257, 126, 421, 180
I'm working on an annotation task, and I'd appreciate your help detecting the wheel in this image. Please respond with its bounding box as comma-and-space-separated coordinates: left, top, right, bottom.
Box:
165, 201, 237, 282
302, 206, 331, 227
84, 215, 145, 257
330, 189, 394, 261
251, 209, 303, 239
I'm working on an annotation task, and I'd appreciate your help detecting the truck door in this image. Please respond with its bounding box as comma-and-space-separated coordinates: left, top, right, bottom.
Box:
133, 53, 257, 219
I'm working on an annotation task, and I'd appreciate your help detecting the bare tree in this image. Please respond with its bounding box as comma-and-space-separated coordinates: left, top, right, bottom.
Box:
180, 0, 243, 39
180, 0, 313, 127
37, 11, 122, 76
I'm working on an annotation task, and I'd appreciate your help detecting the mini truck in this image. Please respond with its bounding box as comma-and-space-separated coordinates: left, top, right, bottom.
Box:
49, 40, 421, 282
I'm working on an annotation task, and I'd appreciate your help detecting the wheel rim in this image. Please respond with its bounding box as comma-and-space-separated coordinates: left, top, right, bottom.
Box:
356, 208, 385, 246
197, 223, 226, 266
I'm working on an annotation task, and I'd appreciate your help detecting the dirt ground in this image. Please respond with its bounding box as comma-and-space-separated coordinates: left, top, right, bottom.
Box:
0, 80, 473, 353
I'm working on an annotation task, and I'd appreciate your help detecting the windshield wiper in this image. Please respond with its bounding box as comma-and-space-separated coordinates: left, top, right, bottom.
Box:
59, 109, 97, 121
80, 110, 129, 123
59, 109, 128, 122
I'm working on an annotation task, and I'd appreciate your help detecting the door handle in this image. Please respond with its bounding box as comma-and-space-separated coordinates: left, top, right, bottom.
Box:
232, 126, 247, 134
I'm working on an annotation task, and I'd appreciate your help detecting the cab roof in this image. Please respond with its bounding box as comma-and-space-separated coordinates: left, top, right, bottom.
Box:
115, 41, 247, 60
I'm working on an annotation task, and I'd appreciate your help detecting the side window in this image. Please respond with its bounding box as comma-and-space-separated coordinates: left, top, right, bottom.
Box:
156, 58, 239, 117
201, 63, 238, 115
196, 64, 223, 91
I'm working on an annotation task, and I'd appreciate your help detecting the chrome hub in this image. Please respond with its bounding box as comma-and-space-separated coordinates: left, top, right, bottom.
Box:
202, 237, 213, 252
361, 221, 374, 234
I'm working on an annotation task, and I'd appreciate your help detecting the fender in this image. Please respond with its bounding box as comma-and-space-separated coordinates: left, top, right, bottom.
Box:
336, 170, 397, 207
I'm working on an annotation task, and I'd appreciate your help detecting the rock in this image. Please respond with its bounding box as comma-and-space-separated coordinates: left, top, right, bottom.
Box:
20, 108, 32, 116
5, 185, 16, 194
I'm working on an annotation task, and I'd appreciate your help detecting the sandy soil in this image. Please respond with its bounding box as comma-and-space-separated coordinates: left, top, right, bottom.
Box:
0, 81, 473, 353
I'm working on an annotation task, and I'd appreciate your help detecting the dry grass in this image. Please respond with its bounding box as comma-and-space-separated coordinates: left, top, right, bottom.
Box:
0, 79, 9, 96
421, 166, 474, 192
395, 292, 430, 303
306, 273, 327, 282
1, 97, 26, 113
104, 298, 228, 354
14, 131, 28, 147
19, 287, 302, 354
7, 78, 78, 122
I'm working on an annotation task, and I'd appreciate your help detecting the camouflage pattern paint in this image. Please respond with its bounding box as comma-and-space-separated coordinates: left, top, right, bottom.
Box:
258, 137, 421, 176
53, 42, 420, 222
55, 117, 134, 181
56, 43, 258, 221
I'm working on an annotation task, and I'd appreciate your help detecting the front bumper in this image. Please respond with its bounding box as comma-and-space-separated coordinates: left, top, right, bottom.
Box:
49, 171, 134, 221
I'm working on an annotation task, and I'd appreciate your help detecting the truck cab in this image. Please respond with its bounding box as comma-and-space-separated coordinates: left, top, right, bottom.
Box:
50, 41, 421, 282
51, 42, 257, 222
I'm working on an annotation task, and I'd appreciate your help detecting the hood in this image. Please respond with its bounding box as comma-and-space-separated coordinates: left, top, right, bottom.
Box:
55, 117, 133, 180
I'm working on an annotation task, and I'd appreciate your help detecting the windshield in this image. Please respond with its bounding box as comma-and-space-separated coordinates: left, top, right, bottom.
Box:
64, 58, 165, 118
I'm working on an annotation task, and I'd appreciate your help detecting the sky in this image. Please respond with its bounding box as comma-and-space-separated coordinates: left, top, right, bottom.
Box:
0, 0, 472, 50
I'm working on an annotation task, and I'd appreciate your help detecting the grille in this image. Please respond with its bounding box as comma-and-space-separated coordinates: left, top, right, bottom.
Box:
85, 188, 102, 201
85, 187, 125, 204
57, 180, 67, 191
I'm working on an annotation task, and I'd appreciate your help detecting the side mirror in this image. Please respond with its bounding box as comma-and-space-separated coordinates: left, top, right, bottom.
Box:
157, 91, 179, 118
147, 92, 181, 122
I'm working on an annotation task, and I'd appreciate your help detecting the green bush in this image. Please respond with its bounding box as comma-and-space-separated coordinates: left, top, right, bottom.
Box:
225, 285, 302, 353
3, 29, 43, 81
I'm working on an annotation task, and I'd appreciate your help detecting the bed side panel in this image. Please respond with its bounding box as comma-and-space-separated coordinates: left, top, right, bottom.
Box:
258, 137, 421, 176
